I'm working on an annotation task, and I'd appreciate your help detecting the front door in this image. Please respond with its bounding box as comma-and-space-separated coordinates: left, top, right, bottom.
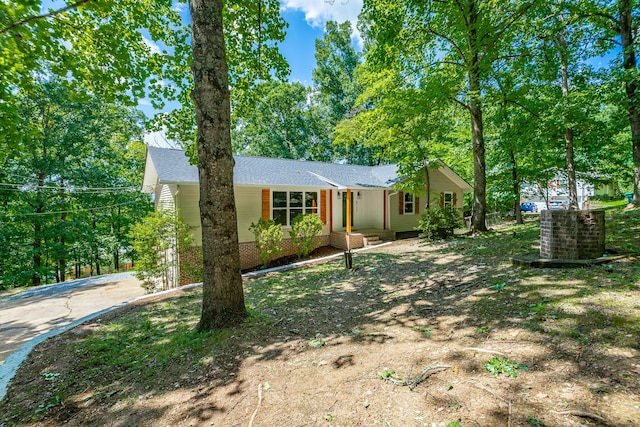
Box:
342, 191, 354, 228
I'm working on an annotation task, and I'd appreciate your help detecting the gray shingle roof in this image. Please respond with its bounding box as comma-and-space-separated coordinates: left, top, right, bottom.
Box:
146, 146, 399, 189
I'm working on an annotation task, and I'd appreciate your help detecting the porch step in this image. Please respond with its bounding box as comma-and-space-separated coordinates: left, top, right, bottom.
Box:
363, 234, 384, 246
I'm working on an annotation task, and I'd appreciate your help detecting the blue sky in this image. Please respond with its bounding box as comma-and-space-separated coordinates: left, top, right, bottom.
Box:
142, 1, 363, 144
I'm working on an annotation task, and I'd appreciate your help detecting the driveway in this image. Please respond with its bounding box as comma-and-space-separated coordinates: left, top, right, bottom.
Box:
0, 272, 145, 366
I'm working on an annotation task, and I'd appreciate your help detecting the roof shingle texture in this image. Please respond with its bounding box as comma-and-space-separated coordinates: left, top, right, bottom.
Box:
147, 146, 399, 189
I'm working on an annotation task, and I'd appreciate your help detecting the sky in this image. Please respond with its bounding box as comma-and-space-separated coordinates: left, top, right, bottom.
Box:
143, 1, 363, 145
279, 0, 363, 84
139, 0, 362, 121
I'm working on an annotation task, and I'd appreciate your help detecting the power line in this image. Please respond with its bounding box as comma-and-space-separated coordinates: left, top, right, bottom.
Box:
0, 182, 138, 193
0, 200, 142, 218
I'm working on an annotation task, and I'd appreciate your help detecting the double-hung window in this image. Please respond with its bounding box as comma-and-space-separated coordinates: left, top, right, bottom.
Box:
443, 192, 454, 207
272, 191, 318, 226
404, 192, 415, 214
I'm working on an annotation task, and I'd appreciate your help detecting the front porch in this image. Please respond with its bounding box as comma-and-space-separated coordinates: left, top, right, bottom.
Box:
329, 228, 397, 250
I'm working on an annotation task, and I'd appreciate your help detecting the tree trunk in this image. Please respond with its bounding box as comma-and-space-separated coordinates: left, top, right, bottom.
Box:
190, 0, 248, 331
58, 210, 66, 282
423, 157, 431, 210
32, 222, 42, 286
618, 0, 640, 204
558, 28, 579, 210
510, 150, 522, 224
467, 0, 487, 232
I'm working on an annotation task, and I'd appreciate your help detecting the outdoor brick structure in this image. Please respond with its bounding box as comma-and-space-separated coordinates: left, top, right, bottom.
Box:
540, 210, 605, 260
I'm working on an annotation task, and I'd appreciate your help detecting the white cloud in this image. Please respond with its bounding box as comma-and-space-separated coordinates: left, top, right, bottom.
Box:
142, 36, 161, 55
281, 0, 363, 44
171, 2, 187, 13
138, 99, 152, 106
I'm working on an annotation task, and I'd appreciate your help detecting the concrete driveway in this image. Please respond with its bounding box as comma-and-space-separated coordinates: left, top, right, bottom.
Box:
0, 272, 145, 366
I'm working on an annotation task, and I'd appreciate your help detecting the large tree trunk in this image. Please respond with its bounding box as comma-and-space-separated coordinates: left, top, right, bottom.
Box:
190, 0, 248, 331
510, 150, 523, 224
423, 157, 431, 210
558, 28, 579, 210
467, 0, 488, 232
619, 0, 640, 204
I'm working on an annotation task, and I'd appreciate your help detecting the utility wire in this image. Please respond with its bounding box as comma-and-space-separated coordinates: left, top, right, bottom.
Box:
0, 182, 138, 192
0, 200, 141, 218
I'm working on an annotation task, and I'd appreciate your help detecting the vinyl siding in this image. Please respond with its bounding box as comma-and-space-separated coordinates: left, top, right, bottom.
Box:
389, 169, 464, 231
156, 184, 177, 211
236, 186, 263, 243
175, 185, 202, 245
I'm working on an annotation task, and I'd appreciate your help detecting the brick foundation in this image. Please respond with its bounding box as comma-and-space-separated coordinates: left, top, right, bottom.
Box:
239, 235, 329, 269
178, 235, 331, 284
178, 245, 203, 286
540, 210, 605, 260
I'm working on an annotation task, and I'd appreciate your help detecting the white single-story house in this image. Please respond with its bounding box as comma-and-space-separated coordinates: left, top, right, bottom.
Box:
521, 171, 617, 210
142, 147, 471, 284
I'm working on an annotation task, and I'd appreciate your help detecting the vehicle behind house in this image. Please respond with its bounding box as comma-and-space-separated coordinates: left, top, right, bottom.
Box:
520, 202, 538, 213
549, 200, 567, 210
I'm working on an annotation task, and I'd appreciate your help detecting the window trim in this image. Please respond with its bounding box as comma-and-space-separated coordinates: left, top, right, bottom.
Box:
404, 192, 415, 215
272, 190, 320, 227
443, 191, 454, 208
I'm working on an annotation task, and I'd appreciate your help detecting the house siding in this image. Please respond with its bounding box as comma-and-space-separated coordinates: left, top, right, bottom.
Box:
176, 185, 202, 245
156, 184, 177, 211
389, 169, 464, 232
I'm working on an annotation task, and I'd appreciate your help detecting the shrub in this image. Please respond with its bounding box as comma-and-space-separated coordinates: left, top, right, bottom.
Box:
416, 206, 462, 241
129, 210, 193, 292
249, 218, 283, 268
290, 213, 323, 257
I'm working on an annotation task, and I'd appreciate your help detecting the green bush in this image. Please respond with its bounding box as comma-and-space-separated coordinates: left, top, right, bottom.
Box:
290, 213, 323, 258
249, 218, 284, 268
129, 210, 193, 291
416, 206, 462, 241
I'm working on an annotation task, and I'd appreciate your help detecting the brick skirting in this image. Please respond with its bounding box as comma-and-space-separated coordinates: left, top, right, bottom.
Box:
178, 235, 331, 284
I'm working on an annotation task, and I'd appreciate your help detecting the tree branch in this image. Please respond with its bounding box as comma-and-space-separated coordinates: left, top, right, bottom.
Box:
428, 23, 467, 64
480, 0, 540, 62
1, 0, 93, 34
450, 96, 470, 112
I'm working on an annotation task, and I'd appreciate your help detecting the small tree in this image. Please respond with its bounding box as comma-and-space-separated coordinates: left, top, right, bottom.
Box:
249, 218, 284, 268
129, 209, 192, 292
290, 214, 323, 258
416, 206, 462, 241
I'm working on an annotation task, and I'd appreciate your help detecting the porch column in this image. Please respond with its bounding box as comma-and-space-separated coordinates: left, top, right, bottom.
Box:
346, 188, 352, 234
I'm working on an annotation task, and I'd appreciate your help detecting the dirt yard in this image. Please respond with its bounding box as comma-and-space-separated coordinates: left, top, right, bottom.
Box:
1, 216, 639, 427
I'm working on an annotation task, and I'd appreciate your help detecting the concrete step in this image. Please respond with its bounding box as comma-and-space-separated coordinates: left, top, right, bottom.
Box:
363, 236, 382, 246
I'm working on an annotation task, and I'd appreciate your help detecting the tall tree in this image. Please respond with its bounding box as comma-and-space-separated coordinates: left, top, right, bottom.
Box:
232, 81, 326, 160
312, 20, 379, 165
0, 81, 149, 288
189, 0, 248, 330
360, 0, 538, 231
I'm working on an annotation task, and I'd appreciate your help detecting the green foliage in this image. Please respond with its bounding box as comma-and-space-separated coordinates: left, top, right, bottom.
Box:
249, 218, 284, 268
0, 81, 150, 289
484, 356, 528, 378
527, 415, 546, 426
129, 210, 192, 291
417, 207, 462, 241
289, 213, 323, 258
412, 325, 433, 337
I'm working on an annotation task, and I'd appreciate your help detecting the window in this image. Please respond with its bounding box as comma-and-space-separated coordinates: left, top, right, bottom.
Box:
443, 192, 454, 207
404, 192, 415, 214
272, 191, 319, 226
